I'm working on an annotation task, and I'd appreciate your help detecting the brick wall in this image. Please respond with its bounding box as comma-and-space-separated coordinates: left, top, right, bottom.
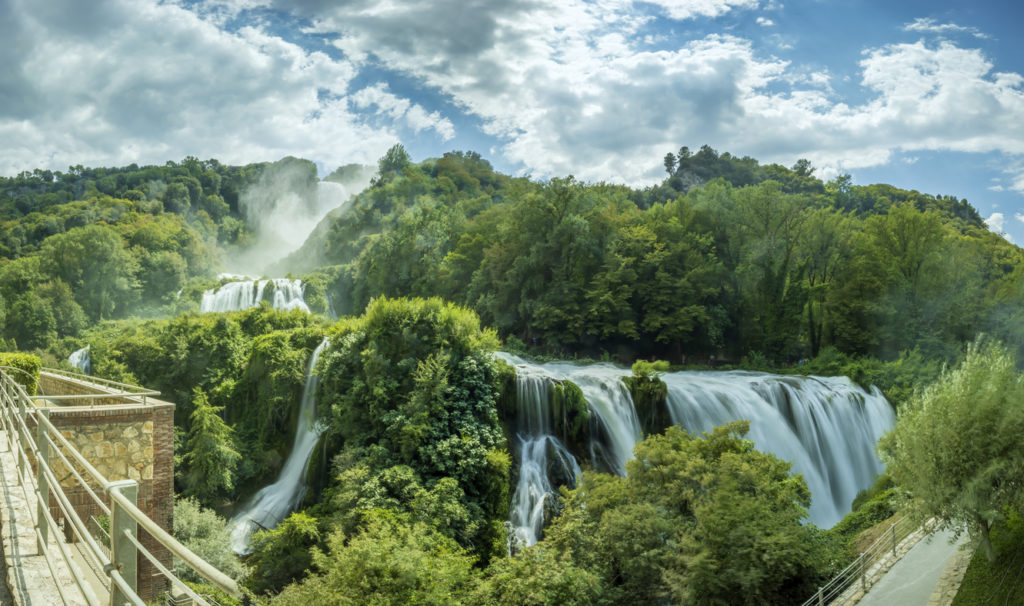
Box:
34, 372, 174, 602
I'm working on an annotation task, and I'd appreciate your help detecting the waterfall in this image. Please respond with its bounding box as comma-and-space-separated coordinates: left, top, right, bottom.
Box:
662, 371, 893, 528
200, 278, 310, 313
506, 362, 583, 550
496, 354, 895, 535
68, 346, 91, 375
229, 338, 328, 553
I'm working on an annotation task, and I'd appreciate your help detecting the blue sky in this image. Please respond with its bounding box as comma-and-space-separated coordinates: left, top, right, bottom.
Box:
3, 0, 1024, 240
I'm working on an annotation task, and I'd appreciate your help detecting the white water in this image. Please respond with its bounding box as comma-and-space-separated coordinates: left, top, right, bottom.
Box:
68, 346, 91, 375
229, 338, 328, 553
497, 354, 895, 535
505, 362, 583, 549
200, 278, 309, 313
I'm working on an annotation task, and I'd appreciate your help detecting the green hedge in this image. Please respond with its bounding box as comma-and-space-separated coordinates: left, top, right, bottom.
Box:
0, 352, 42, 395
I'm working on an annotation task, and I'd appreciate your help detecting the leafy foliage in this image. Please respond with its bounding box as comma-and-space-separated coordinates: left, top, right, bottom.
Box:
530, 422, 818, 605
0, 352, 41, 394
880, 338, 1024, 561
180, 389, 241, 505
172, 497, 247, 583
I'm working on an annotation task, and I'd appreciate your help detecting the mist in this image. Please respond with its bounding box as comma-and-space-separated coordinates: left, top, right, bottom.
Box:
228, 160, 374, 276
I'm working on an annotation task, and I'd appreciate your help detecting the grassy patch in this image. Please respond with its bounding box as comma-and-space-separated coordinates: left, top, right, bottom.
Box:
951, 512, 1024, 605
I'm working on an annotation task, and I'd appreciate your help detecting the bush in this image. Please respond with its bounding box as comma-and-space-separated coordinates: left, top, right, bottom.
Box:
172, 497, 246, 584
0, 352, 41, 395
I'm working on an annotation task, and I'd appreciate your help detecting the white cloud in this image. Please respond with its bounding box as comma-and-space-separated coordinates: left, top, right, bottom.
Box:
351, 83, 455, 141
986, 212, 1005, 232
1015, 212, 1024, 223
904, 17, 988, 39
0, 0, 454, 176
642, 0, 760, 21
5, 0, 1024, 197
756, 16, 774, 26
986, 212, 1015, 242
281, 0, 1024, 183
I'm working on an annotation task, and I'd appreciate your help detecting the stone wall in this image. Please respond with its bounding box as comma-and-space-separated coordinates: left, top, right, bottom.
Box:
32, 372, 174, 602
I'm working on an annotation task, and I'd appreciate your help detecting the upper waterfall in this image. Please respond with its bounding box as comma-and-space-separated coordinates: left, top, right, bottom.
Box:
200, 278, 310, 313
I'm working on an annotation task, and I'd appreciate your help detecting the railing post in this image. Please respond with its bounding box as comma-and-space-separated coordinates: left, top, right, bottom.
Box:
109, 480, 139, 606
817, 586, 824, 606
35, 409, 50, 553
891, 523, 897, 556
860, 553, 867, 593
17, 392, 26, 483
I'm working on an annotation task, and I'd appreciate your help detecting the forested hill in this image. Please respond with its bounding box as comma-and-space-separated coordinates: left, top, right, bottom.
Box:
283, 145, 1021, 367
1, 145, 1020, 369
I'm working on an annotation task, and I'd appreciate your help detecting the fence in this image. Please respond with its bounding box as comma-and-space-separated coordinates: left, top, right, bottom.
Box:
802, 515, 922, 606
0, 367, 241, 606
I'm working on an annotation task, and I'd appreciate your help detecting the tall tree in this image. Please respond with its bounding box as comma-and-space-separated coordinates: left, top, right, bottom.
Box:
181, 388, 240, 504
879, 339, 1024, 561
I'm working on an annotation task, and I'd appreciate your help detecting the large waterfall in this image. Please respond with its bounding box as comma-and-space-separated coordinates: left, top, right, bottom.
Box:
200, 278, 309, 313
229, 338, 328, 553
497, 354, 895, 544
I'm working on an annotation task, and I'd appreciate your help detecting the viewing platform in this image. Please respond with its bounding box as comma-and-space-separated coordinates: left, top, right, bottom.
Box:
0, 367, 240, 606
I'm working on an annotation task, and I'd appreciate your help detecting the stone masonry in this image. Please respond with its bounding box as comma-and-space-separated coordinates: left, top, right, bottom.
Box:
33, 372, 174, 603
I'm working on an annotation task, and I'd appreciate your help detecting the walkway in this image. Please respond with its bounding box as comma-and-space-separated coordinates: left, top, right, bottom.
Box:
857, 528, 970, 606
0, 428, 83, 605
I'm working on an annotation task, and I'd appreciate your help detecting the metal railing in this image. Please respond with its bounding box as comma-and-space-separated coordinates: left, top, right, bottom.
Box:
37, 368, 161, 407
0, 368, 242, 606
802, 515, 923, 606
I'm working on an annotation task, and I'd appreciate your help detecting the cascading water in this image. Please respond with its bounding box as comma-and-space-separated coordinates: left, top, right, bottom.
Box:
662, 371, 893, 528
200, 278, 310, 313
497, 354, 895, 536
68, 345, 91, 374
229, 338, 328, 553
506, 362, 583, 549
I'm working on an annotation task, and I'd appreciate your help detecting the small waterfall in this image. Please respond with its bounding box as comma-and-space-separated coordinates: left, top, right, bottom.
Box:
496, 354, 894, 534
229, 338, 328, 553
200, 278, 310, 313
506, 363, 582, 549
68, 346, 91, 375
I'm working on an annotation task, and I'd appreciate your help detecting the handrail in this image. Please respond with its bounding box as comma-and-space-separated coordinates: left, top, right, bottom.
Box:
0, 368, 243, 604
40, 367, 161, 396
802, 515, 924, 606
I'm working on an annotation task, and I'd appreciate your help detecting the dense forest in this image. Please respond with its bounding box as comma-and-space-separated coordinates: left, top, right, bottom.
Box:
3, 145, 1024, 603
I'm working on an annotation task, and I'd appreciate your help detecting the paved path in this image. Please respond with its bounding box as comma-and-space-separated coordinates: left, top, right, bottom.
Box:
857, 528, 969, 606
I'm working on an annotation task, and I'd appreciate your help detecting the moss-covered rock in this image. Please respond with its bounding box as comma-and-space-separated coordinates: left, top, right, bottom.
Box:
622, 360, 670, 437
550, 379, 589, 457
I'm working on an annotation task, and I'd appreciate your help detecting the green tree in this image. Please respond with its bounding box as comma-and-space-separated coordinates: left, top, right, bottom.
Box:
181, 389, 241, 504
272, 511, 479, 606
40, 224, 139, 320
173, 497, 246, 583
539, 422, 816, 605
879, 338, 1024, 561
246, 512, 320, 595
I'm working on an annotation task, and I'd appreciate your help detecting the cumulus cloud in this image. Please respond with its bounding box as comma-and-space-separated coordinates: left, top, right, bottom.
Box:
986, 212, 1006, 232
756, 16, 774, 26
291, 0, 1024, 183
986, 212, 1014, 242
351, 83, 455, 141
4, 0, 1024, 195
0, 0, 453, 175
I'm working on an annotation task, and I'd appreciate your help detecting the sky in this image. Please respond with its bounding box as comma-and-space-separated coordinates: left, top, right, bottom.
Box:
3, 0, 1024, 241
